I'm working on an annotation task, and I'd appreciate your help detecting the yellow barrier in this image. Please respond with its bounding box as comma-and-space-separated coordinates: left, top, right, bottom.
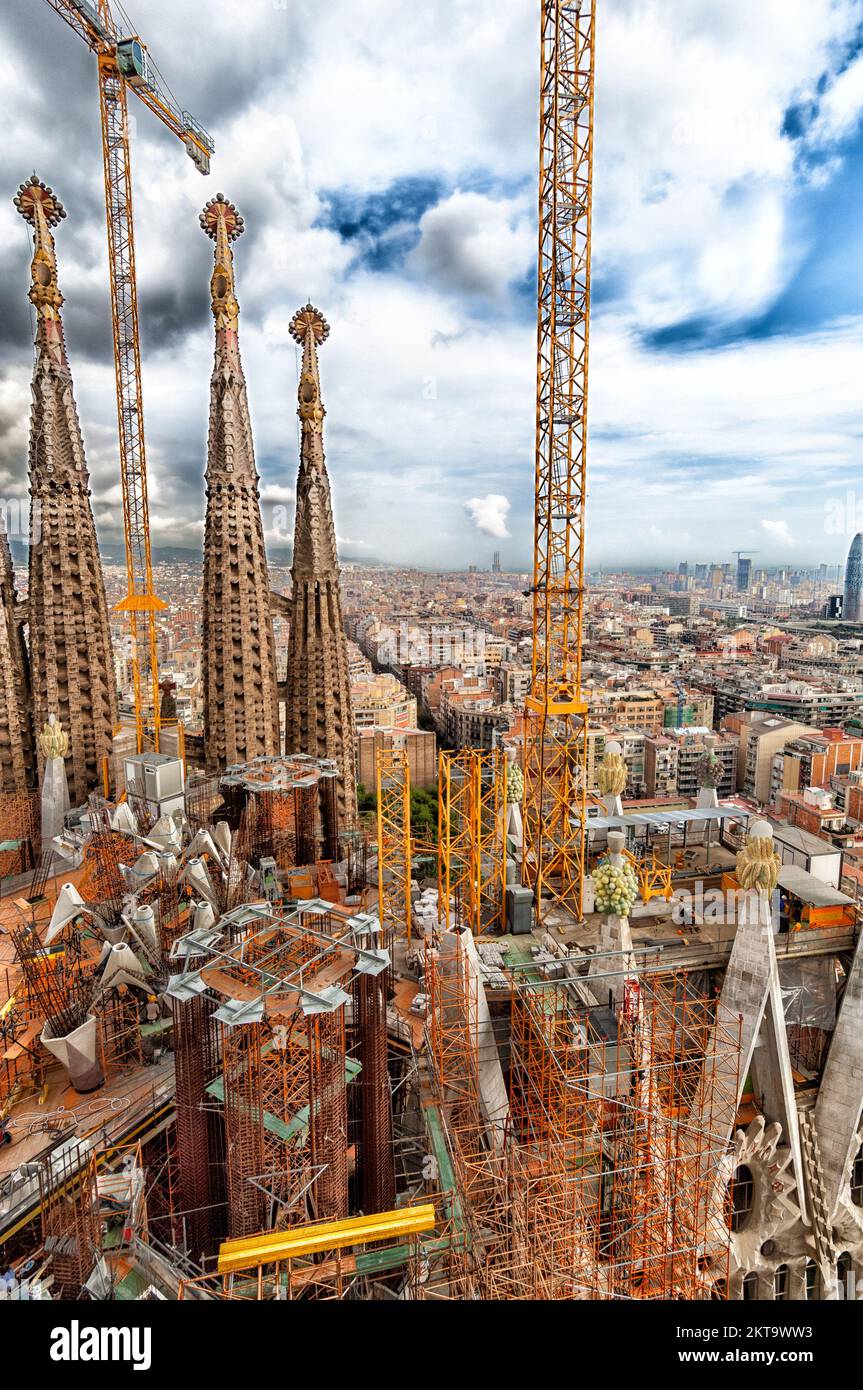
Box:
217, 1203, 436, 1275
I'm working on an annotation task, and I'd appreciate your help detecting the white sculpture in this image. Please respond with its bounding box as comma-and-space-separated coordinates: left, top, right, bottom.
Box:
38, 713, 70, 843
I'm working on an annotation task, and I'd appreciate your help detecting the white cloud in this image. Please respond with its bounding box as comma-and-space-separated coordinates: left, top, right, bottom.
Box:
761, 519, 794, 545
465, 494, 511, 539
808, 53, 863, 146
595, 0, 859, 328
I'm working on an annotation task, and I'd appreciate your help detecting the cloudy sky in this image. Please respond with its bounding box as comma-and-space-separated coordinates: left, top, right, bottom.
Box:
2, 0, 863, 571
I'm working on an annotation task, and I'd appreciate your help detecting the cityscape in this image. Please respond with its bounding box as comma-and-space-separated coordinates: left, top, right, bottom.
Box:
1, 0, 863, 1355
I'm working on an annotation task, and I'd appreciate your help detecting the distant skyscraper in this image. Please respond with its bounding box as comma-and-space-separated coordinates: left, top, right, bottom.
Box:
678, 561, 688, 576
736, 557, 752, 592
492, 550, 501, 573
844, 533, 863, 622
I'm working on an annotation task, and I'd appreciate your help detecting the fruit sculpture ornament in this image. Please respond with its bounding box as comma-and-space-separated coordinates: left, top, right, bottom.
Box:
506, 761, 524, 805
735, 820, 782, 898
593, 858, 639, 916
598, 744, 627, 798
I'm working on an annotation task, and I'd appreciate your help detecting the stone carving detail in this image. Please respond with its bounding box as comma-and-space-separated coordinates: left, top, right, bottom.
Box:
725, 1116, 802, 1299
38, 714, 69, 761
199, 196, 279, 771
282, 305, 357, 828
0, 530, 33, 794
15, 176, 117, 805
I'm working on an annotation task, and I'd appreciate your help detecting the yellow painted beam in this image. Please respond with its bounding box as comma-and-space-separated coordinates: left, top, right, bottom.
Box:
217, 1204, 436, 1274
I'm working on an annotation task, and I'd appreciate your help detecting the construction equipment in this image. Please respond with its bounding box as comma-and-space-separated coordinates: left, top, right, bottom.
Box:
522, 0, 596, 919
42, 0, 215, 754
623, 846, 673, 905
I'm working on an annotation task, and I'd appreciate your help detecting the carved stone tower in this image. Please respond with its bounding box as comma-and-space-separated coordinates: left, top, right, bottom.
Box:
283, 305, 357, 828
0, 530, 34, 795
199, 194, 279, 771
15, 176, 117, 806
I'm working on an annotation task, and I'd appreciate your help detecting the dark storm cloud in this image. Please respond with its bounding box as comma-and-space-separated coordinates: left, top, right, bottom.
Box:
0, 0, 308, 369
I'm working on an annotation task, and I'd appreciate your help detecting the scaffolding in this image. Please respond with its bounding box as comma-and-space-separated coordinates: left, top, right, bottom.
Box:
0, 789, 39, 883
169, 899, 391, 1245
220, 754, 340, 871
423, 931, 508, 1298
376, 747, 412, 943
171, 949, 222, 1259
307, 1009, 349, 1221
99, 987, 143, 1071
222, 1021, 267, 1238
422, 937, 741, 1300
176, 1203, 439, 1300
38, 1140, 100, 1298
438, 750, 506, 936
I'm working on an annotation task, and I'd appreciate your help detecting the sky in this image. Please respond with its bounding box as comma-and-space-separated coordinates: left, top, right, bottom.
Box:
2, 0, 863, 572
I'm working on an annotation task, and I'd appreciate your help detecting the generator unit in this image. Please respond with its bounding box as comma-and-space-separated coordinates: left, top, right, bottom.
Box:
505, 885, 534, 935
123, 753, 185, 821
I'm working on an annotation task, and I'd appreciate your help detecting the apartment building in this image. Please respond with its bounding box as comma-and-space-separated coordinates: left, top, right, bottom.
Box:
738, 717, 813, 804
350, 672, 417, 730
355, 726, 437, 792
770, 729, 863, 798
497, 661, 532, 706
643, 729, 737, 799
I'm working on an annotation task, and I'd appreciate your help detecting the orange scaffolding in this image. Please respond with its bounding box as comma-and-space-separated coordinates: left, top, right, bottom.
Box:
376, 746, 412, 942
438, 750, 506, 937
422, 933, 741, 1300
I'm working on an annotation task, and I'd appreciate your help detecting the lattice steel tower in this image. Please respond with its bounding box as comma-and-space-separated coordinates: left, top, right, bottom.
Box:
522, 1, 596, 919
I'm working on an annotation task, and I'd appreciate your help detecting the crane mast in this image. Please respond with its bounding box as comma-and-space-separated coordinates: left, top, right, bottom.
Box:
523, 0, 596, 919
98, 49, 163, 755
42, 0, 214, 755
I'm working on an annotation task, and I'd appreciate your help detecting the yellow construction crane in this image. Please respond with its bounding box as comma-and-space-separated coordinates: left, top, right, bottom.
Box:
522, 0, 596, 920
41, 0, 214, 755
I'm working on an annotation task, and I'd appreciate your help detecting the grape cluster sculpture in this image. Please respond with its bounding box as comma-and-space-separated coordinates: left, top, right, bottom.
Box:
593, 859, 639, 916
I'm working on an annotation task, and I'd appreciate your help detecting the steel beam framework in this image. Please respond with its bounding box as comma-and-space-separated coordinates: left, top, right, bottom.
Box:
523, 0, 596, 919
438, 750, 506, 936
376, 747, 412, 942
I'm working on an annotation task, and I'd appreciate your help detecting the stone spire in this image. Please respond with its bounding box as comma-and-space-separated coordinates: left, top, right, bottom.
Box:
199, 194, 279, 771
15, 176, 117, 806
0, 529, 34, 794
283, 305, 357, 827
